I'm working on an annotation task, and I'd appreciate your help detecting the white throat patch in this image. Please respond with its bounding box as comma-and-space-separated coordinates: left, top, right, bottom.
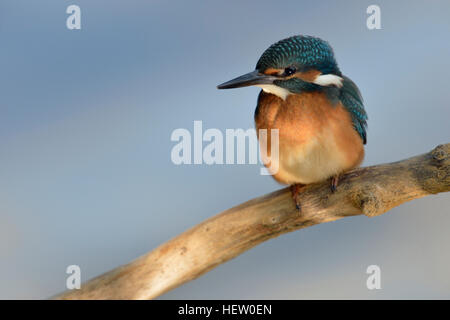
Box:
257, 84, 291, 100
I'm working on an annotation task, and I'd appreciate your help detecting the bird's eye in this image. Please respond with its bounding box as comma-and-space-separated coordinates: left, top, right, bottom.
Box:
284, 67, 296, 76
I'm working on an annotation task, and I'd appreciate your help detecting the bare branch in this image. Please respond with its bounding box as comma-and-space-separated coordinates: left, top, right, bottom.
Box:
54, 143, 450, 300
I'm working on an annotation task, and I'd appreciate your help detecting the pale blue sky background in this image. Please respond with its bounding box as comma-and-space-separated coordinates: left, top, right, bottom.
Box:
1, 0, 449, 299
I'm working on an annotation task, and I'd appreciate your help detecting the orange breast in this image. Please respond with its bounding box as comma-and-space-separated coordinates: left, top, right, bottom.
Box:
255, 91, 364, 185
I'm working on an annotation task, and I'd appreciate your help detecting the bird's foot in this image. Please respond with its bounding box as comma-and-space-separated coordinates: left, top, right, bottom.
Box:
290, 184, 305, 211
330, 174, 340, 193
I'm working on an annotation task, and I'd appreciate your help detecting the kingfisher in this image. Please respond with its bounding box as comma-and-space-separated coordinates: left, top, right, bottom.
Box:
217, 35, 368, 209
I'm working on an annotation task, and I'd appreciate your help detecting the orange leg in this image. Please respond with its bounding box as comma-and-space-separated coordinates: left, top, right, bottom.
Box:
290, 183, 305, 211
330, 174, 340, 193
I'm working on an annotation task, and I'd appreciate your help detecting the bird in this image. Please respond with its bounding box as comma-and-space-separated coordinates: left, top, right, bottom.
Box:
217, 35, 368, 210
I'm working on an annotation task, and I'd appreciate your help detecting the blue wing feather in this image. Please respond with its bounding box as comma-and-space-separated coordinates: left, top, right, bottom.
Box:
339, 76, 368, 144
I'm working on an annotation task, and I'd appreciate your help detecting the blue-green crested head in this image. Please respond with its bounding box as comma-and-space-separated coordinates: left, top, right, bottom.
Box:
256, 35, 341, 75
217, 35, 346, 99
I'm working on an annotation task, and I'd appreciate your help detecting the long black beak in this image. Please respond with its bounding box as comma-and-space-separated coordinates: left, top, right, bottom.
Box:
217, 70, 276, 89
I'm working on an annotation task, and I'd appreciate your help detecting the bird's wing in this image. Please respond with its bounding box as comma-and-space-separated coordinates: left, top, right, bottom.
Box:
339, 76, 368, 144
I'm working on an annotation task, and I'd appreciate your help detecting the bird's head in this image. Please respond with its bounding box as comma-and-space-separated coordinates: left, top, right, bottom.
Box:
217, 35, 343, 100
